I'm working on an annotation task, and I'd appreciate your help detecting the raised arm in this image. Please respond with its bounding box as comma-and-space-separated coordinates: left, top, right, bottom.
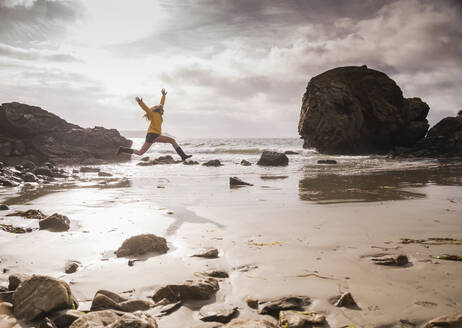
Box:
135, 97, 150, 112
160, 88, 167, 107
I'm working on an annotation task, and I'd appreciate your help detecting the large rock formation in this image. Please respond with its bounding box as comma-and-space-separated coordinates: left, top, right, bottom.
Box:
396, 111, 462, 157
298, 66, 429, 154
0, 102, 132, 164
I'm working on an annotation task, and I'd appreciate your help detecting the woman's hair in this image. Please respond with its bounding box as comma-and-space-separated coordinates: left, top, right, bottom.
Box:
142, 105, 163, 120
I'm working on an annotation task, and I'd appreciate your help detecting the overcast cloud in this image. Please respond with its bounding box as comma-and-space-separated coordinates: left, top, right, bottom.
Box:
0, 0, 461, 138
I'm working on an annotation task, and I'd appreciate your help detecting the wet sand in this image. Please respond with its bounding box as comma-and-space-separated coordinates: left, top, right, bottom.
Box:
1, 160, 462, 327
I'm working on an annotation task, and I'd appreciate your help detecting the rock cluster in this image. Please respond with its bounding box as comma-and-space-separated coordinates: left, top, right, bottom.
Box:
298, 66, 430, 154
0, 102, 132, 165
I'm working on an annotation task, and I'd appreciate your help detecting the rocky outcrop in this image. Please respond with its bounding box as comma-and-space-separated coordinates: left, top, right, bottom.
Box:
13, 275, 77, 322
298, 66, 429, 154
0, 102, 132, 164
395, 112, 462, 157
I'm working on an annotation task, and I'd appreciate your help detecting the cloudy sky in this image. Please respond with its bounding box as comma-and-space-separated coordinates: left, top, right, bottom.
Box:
0, 0, 461, 138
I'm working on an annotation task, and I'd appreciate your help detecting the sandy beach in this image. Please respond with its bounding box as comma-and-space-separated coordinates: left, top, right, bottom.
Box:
1, 142, 461, 327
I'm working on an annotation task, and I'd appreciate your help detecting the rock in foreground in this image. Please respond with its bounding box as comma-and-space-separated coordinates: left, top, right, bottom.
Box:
115, 234, 168, 257
298, 66, 429, 154
199, 303, 238, 323
0, 102, 132, 164
422, 314, 462, 328
257, 151, 288, 166
13, 275, 77, 322
39, 213, 70, 232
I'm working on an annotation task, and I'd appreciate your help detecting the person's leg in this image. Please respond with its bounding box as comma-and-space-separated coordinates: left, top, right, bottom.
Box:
133, 142, 153, 156
154, 136, 191, 160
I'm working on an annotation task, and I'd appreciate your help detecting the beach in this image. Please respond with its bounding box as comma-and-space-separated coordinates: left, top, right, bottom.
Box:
1, 138, 461, 327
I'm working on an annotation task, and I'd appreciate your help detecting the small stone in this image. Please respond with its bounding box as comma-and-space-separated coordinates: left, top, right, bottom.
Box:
98, 171, 113, 177
317, 159, 337, 164
199, 303, 238, 323
141, 156, 150, 161
258, 296, 311, 317
279, 310, 326, 328
202, 160, 222, 167
192, 248, 219, 259
39, 213, 70, 232
240, 160, 251, 166
246, 298, 258, 309
183, 160, 200, 165
65, 260, 81, 274
0, 204, 9, 210
23, 172, 38, 182
371, 254, 409, 266
333, 292, 357, 308
203, 269, 229, 279
229, 177, 253, 187
152, 278, 219, 303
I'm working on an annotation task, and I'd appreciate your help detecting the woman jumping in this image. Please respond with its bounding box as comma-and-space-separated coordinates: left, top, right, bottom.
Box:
117, 89, 192, 160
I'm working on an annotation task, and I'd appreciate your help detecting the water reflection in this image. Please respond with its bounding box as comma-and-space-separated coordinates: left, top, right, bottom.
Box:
298, 164, 462, 204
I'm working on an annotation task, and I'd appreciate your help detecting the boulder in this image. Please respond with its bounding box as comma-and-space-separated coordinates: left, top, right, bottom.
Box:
422, 314, 462, 328
50, 309, 83, 328
13, 275, 77, 322
298, 66, 429, 154
152, 278, 219, 303
278, 310, 326, 327
115, 234, 168, 257
0, 102, 132, 164
199, 303, 238, 323
371, 254, 409, 266
39, 213, 70, 232
229, 177, 253, 187
192, 248, 219, 259
258, 296, 311, 317
223, 320, 276, 328
257, 151, 288, 166
203, 160, 222, 167
69, 310, 121, 328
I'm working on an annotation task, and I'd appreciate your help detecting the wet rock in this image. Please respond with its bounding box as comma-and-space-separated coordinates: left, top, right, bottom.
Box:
0, 176, 19, 187
69, 310, 121, 328
37, 317, 58, 328
98, 171, 113, 177
258, 296, 311, 317
298, 66, 429, 154
65, 260, 81, 274
8, 273, 30, 291
50, 309, 83, 328
279, 310, 326, 327
7, 209, 46, 219
0, 204, 9, 210
192, 248, 219, 259
90, 290, 153, 313
371, 254, 409, 266
141, 156, 150, 161
223, 319, 276, 327
35, 167, 54, 177
13, 275, 77, 322
80, 166, 100, 173
108, 312, 158, 328
0, 223, 33, 233
39, 213, 70, 232
199, 303, 238, 323
331, 292, 357, 308
317, 159, 337, 164
115, 234, 168, 257
246, 298, 258, 309
152, 278, 219, 303
23, 172, 38, 182
203, 269, 229, 279
240, 160, 252, 166
257, 151, 288, 166
284, 151, 299, 155
230, 177, 253, 187
422, 314, 462, 328
203, 160, 222, 167
184, 160, 200, 165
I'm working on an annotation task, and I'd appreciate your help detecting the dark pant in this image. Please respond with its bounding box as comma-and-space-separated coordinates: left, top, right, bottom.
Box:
145, 133, 160, 143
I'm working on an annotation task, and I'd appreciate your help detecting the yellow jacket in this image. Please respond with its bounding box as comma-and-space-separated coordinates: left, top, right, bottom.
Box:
139, 94, 165, 134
